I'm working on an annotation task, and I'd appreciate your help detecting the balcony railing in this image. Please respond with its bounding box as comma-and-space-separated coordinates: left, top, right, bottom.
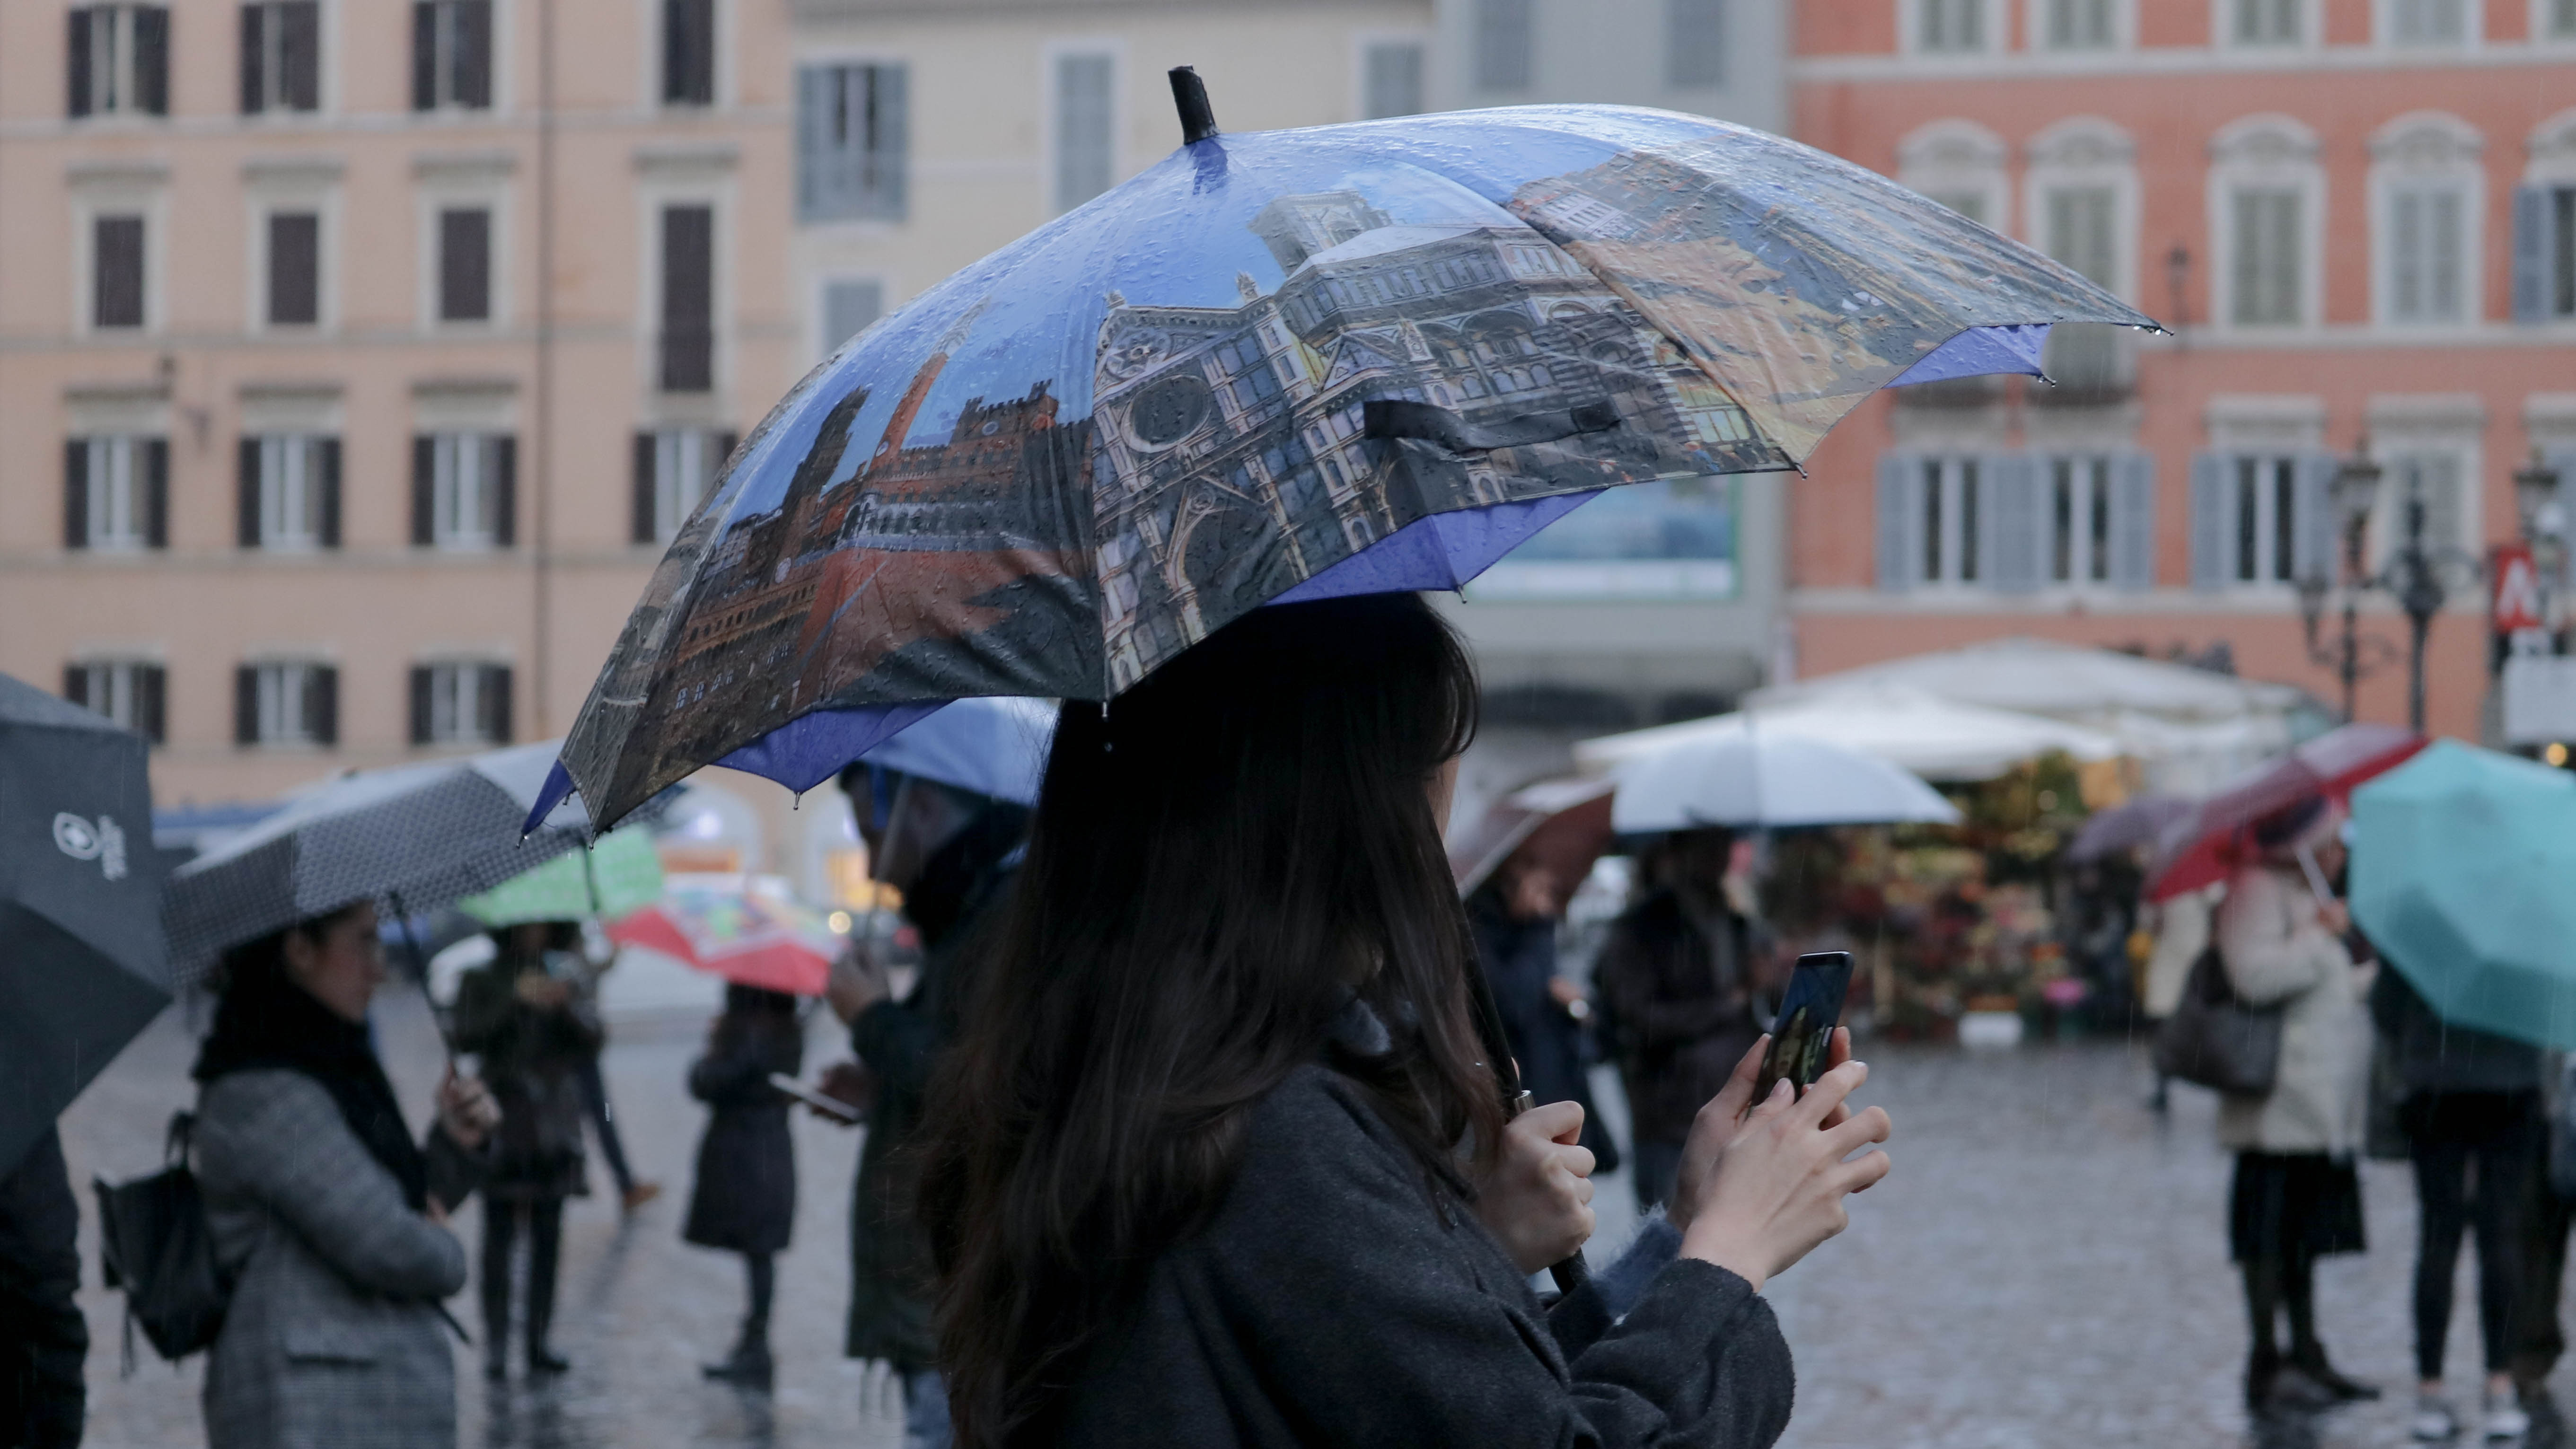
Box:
2028, 323, 2133, 408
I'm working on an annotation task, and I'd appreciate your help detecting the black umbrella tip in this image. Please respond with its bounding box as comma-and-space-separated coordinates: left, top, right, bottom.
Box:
1169, 66, 1218, 146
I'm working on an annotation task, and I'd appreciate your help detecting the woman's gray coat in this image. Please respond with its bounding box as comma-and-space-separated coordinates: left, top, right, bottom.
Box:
195, 1069, 476, 1449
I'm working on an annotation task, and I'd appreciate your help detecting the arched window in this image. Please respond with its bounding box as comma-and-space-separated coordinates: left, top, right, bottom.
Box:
1898, 120, 2008, 233
2025, 118, 2138, 395
2369, 112, 2483, 327
2208, 115, 2324, 330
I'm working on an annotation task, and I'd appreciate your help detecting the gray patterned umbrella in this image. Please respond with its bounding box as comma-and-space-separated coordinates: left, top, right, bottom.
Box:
164, 740, 601, 982
0, 673, 169, 1176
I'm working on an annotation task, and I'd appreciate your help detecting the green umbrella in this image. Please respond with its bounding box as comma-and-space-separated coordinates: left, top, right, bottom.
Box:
2348, 739, 2576, 1052
457, 827, 663, 927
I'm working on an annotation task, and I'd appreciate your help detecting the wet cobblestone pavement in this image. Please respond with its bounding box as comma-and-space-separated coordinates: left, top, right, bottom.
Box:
57, 1001, 2576, 1448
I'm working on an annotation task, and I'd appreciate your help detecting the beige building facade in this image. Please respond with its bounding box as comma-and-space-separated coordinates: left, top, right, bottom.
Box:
0, 0, 800, 808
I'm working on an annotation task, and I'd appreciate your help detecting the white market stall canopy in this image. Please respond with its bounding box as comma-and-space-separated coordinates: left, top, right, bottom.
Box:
1576, 683, 2124, 784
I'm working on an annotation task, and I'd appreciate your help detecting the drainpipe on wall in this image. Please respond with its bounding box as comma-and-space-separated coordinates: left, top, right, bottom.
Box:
531, 0, 557, 738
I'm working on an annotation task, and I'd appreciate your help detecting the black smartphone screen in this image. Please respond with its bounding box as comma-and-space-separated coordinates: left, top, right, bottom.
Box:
1750, 951, 1855, 1108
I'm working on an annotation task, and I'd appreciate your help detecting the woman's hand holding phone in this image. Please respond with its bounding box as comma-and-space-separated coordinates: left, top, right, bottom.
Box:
1672, 1032, 1890, 1291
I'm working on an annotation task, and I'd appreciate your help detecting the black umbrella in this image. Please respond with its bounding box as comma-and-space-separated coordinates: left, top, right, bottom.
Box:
0, 673, 170, 1177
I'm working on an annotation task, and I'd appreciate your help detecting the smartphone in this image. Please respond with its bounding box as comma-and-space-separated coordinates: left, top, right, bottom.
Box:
1747, 951, 1855, 1113
769, 1072, 862, 1122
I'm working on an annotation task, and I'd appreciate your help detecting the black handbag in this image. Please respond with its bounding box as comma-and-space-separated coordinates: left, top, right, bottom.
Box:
2153, 945, 2284, 1096
93, 1111, 231, 1365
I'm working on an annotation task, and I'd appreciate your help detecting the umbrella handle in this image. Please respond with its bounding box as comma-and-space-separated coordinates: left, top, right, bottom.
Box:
1461, 947, 1593, 1299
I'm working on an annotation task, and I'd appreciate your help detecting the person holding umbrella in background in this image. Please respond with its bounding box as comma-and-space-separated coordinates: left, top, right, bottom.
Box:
686, 984, 806, 1391
1466, 842, 1618, 1177
452, 921, 601, 1381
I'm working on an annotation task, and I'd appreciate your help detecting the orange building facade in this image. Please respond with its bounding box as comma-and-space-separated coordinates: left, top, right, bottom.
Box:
1786, 0, 2576, 740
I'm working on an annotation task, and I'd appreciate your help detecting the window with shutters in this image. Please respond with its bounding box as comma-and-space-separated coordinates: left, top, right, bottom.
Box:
1921, 457, 1984, 585
437, 207, 492, 321
244, 434, 338, 550
1473, 0, 1533, 89
412, 662, 510, 745
68, 6, 170, 118
1361, 41, 1424, 118
240, 1, 320, 114
65, 436, 166, 552
66, 660, 166, 743
818, 277, 881, 360
412, 0, 493, 111
2230, 0, 2304, 44
2213, 119, 2320, 329
659, 205, 715, 392
2373, 117, 2481, 327
2383, 0, 2470, 44
265, 211, 322, 327
1898, 121, 2008, 237
797, 63, 906, 222
240, 662, 334, 747
2374, 448, 2473, 569
636, 427, 731, 544
92, 215, 147, 330
663, 0, 715, 106
1667, 0, 1726, 87
2040, 0, 2118, 47
2556, 186, 2576, 319
1915, 0, 1990, 53
2232, 455, 2304, 584
422, 433, 511, 549
2048, 457, 2115, 584
1053, 54, 1116, 215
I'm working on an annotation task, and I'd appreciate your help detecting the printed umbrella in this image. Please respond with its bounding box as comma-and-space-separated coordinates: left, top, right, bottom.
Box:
1606, 728, 1962, 833
607, 874, 843, 996
536, 74, 2150, 831
2145, 723, 2426, 900
0, 674, 169, 1177
456, 825, 664, 927
164, 740, 598, 980
2348, 740, 2576, 1051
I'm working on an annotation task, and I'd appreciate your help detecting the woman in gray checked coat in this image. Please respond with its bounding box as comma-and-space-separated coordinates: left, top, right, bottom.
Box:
193, 901, 496, 1449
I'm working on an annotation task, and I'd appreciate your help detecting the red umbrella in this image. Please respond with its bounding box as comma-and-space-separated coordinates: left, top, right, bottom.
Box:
1448, 776, 1618, 897
606, 874, 842, 996
2145, 724, 2427, 900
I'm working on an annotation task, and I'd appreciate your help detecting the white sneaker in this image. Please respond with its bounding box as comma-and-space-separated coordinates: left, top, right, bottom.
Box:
2482, 1393, 2531, 1440
2414, 1396, 2461, 1441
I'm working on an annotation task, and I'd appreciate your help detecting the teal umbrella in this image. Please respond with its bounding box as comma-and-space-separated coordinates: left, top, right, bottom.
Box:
2348, 739, 2576, 1051
456, 827, 663, 927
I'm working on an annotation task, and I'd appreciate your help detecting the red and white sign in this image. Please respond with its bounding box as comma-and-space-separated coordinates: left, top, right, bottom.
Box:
2493, 544, 2544, 636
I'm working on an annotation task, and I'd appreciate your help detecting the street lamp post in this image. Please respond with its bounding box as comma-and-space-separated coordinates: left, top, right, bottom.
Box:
2394, 478, 2447, 735
2513, 448, 2565, 646
2298, 438, 2385, 723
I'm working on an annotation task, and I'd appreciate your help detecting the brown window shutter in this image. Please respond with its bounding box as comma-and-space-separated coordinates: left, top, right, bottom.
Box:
455, 0, 492, 108
438, 208, 490, 321
663, 0, 714, 105
241, 2, 266, 112
94, 216, 145, 328
138, 666, 167, 745
409, 666, 434, 744
659, 205, 714, 391
144, 437, 169, 548
64, 439, 89, 550
69, 9, 94, 118
280, 1, 319, 110
236, 666, 260, 745
134, 7, 169, 115
412, 435, 436, 544
64, 665, 90, 709
239, 436, 264, 547
316, 437, 341, 547
480, 665, 513, 744
491, 435, 516, 546
633, 431, 659, 543
410, 1, 435, 108
267, 212, 320, 325
308, 666, 338, 746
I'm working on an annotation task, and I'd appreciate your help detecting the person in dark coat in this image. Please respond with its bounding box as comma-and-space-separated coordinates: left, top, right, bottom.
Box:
917, 596, 1892, 1449
451, 921, 601, 1380
2372, 966, 2543, 1440
1595, 827, 1762, 1211
687, 984, 805, 1390
0, 1126, 86, 1449
1466, 850, 1616, 1173
823, 764, 1028, 1449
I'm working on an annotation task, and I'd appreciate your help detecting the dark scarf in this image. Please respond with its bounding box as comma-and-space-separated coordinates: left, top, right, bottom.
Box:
193, 950, 430, 1212
906, 800, 1030, 950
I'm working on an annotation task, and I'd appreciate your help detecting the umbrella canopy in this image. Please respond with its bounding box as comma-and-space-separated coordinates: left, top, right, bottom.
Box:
2146, 723, 2426, 901
1577, 684, 2121, 783
2066, 795, 2189, 864
2348, 741, 2576, 1051
538, 92, 2148, 831
456, 826, 664, 927
1753, 636, 2303, 724
1448, 775, 1617, 895
606, 874, 841, 997
1605, 727, 1962, 833
854, 695, 1056, 806
164, 740, 598, 980
0, 674, 170, 1177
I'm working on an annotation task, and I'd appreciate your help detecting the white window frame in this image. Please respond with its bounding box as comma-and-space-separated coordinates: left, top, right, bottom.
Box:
251, 661, 327, 747
2369, 442, 2480, 574
645, 426, 724, 543
70, 658, 160, 738
1898, 120, 2009, 233
2027, 0, 2130, 51
641, 0, 731, 110
1903, 0, 2002, 54
240, 0, 336, 117
2215, 0, 2314, 49
78, 435, 149, 552
2209, 115, 2325, 334
421, 660, 500, 745
1919, 455, 1986, 587
1046, 43, 1122, 218
256, 434, 329, 551
2370, 112, 2483, 330
416, 0, 508, 114
1354, 32, 1428, 119
73, 5, 161, 118
634, 149, 736, 399
70, 171, 166, 338
2024, 118, 2138, 298
247, 188, 340, 334
413, 153, 512, 332
429, 432, 501, 550
2377, 0, 2479, 48
2225, 453, 2306, 586
794, 56, 908, 224
2045, 454, 2117, 586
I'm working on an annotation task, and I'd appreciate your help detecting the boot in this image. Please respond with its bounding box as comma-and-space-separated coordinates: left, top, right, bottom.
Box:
702, 1325, 774, 1392
2288, 1342, 2380, 1402
2245, 1343, 2282, 1410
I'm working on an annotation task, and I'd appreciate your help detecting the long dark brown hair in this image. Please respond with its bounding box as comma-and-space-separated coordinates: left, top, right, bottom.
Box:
916, 593, 1503, 1446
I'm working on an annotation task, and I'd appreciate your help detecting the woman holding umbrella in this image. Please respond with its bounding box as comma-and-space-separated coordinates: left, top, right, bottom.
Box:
920, 596, 1892, 1447
193, 902, 499, 1449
